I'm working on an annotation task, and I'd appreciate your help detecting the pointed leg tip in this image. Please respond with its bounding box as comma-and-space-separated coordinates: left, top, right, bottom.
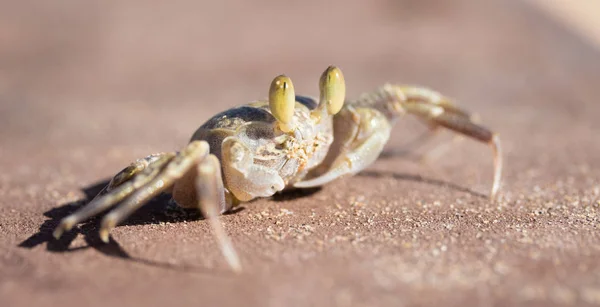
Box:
231, 264, 243, 274
490, 184, 501, 202
53, 218, 75, 240
489, 134, 502, 202
99, 216, 116, 243
52, 228, 64, 240
206, 216, 243, 274
225, 252, 242, 274
215, 229, 242, 273
99, 229, 110, 243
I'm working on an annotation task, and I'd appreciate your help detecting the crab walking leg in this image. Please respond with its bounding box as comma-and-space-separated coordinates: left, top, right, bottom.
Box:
397, 87, 502, 199
53, 153, 176, 239
317, 84, 502, 199
195, 155, 241, 272
98, 141, 210, 242
423, 110, 502, 199
107, 153, 175, 189
295, 107, 392, 188
362, 85, 472, 159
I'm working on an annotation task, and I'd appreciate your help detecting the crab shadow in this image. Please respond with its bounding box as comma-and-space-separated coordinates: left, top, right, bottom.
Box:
357, 170, 487, 198
17, 179, 244, 273
372, 148, 488, 198
17, 178, 318, 255
272, 187, 322, 202
17, 147, 481, 270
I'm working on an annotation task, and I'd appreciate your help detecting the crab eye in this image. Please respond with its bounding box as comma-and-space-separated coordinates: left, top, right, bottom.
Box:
319, 66, 346, 115
269, 75, 296, 132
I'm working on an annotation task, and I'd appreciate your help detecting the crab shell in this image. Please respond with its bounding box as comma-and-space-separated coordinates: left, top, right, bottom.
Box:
188, 96, 334, 202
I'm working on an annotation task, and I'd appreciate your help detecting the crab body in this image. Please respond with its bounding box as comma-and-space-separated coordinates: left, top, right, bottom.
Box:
175, 97, 334, 207
53, 66, 502, 272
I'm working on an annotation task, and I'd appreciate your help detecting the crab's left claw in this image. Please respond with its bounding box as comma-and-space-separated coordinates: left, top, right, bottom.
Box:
295, 106, 391, 188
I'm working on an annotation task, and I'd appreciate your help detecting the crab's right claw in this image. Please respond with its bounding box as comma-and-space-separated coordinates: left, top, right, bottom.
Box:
295, 107, 392, 188
269, 75, 296, 133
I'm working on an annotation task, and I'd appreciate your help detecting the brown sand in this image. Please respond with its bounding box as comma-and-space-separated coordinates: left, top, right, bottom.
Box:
1, 1, 599, 306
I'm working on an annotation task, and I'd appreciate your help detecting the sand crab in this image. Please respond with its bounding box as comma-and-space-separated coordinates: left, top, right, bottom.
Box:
53, 66, 502, 272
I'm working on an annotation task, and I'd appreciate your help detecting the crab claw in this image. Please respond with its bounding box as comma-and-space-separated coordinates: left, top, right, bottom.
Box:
269, 75, 296, 132
319, 66, 346, 115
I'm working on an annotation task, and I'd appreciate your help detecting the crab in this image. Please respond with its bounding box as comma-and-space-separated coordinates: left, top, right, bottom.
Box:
53, 66, 502, 272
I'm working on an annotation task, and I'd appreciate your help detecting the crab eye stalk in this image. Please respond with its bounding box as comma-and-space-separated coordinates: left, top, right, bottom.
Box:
319, 66, 346, 115
269, 75, 296, 132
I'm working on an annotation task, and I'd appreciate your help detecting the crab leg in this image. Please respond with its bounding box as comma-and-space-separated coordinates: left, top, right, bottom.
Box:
306, 84, 502, 199
53, 153, 176, 239
398, 89, 502, 199
98, 141, 209, 242
376, 85, 502, 199
195, 154, 241, 272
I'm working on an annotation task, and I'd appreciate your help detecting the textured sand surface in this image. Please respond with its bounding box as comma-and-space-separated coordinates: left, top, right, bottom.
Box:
1, 1, 599, 306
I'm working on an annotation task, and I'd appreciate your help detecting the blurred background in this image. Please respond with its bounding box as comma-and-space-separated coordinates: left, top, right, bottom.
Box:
2, 0, 599, 98
2, 0, 599, 186
1, 0, 598, 160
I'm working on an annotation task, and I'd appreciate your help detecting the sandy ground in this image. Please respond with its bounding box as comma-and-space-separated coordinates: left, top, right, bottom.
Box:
1, 0, 599, 306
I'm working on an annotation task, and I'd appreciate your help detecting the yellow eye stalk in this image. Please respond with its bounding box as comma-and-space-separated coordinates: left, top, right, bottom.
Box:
319, 66, 346, 115
269, 75, 296, 132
